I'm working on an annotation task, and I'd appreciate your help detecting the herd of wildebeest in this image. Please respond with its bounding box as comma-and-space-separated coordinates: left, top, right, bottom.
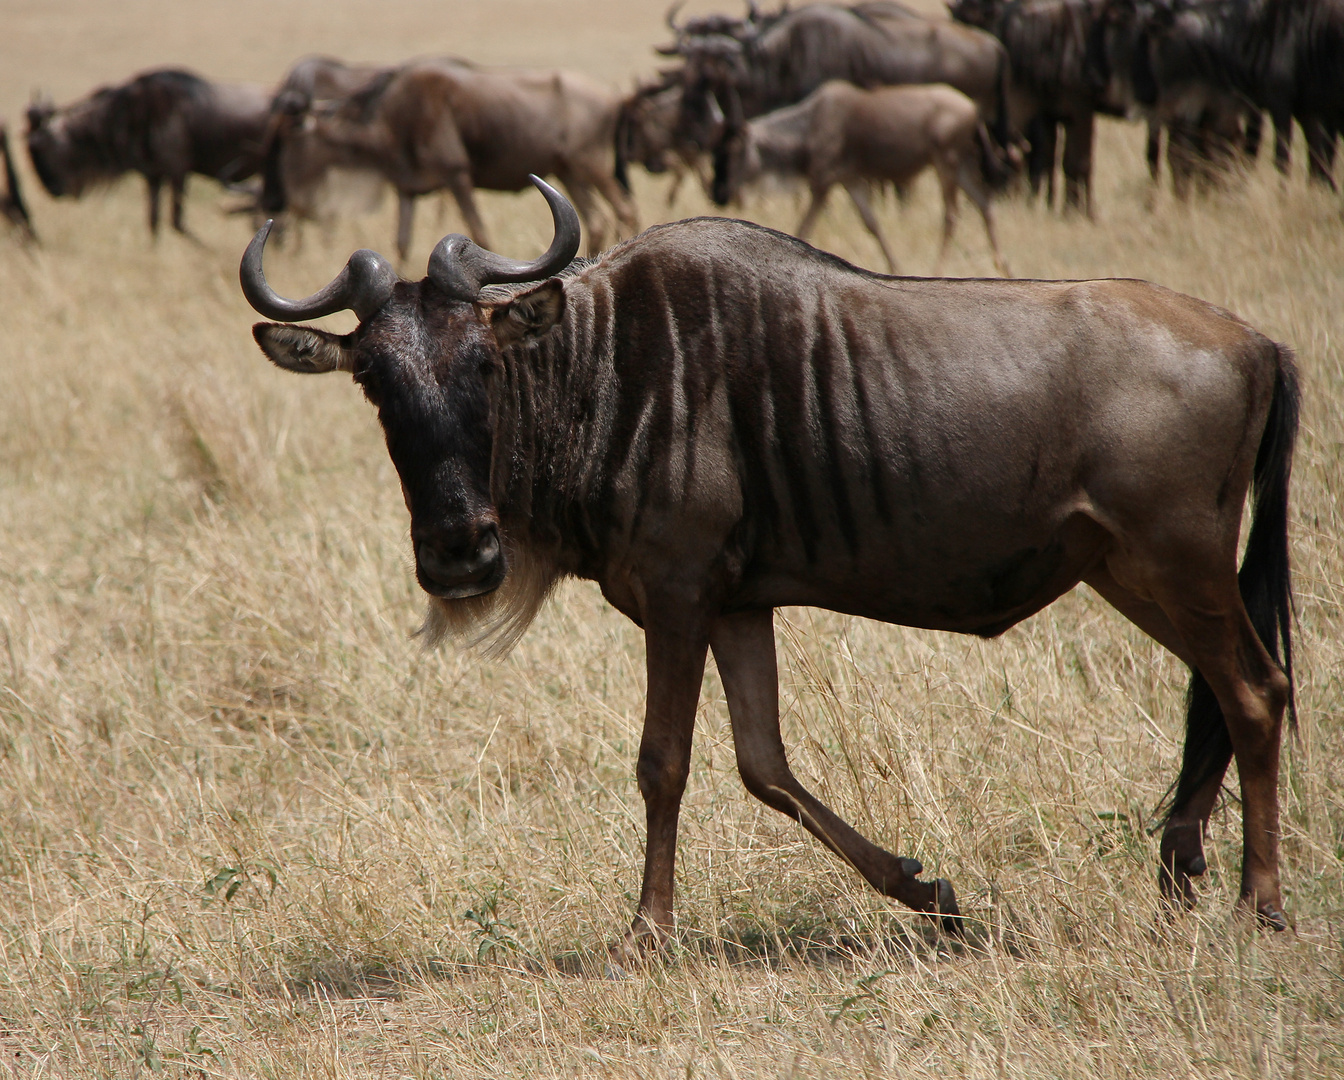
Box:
5, 0, 1343, 261
7, 0, 1337, 958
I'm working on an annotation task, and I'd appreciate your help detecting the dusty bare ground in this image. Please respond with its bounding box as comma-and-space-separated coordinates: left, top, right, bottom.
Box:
2, 2, 1343, 1077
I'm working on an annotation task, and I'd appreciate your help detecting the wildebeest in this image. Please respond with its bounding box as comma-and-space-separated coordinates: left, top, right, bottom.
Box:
1, 122, 37, 242
712, 81, 1009, 275
1098, 0, 1344, 189
949, 0, 1121, 215
613, 75, 722, 206
240, 178, 1297, 951
26, 69, 270, 236
669, 2, 1012, 170
261, 58, 638, 259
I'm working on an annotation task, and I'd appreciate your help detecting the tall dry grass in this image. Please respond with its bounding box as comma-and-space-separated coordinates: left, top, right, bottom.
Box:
2, 3, 1344, 1076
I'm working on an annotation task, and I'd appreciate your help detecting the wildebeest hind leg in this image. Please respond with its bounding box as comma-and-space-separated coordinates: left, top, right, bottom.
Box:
956, 162, 1009, 278
709, 609, 961, 933
146, 177, 162, 236
1084, 565, 1226, 907
1151, 581, 1290, 929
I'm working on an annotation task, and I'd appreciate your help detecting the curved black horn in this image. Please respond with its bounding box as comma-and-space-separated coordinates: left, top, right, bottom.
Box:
427, 175, 581, 302
666, 0, 687, 32
240, 219, 399, 322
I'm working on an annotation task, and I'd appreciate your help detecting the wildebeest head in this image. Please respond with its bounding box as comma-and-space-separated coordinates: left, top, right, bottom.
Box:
25, 90, 116, 197
241, 177, 580, 614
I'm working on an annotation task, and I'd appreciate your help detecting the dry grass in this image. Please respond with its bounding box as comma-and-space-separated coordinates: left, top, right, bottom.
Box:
2, 2, 1344, 1077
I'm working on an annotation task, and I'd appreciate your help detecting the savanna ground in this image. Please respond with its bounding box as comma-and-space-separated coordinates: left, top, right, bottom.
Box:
2, 1, 1343, 1076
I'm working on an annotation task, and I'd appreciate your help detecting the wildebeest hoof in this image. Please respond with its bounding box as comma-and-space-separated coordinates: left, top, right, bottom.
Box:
899, 857, 924, 878
934, 878, 963, 935
1159, 824, 1206, 909
1257, 906, 1288, 932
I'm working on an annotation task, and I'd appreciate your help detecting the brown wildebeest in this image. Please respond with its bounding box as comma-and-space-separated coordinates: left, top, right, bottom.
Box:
262, 58, 638, 259
713, 81, 1010, 276
240, 179, 1297, 956
1, 122, 37, 242
26, 69, 270, 236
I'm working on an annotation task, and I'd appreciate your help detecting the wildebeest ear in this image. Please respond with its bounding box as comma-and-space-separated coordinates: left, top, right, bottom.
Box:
488, 279, 566, 349
252, 323, 353, 374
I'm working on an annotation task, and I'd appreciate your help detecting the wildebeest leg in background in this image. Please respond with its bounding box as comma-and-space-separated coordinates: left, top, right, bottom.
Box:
396, 193, 417, 263
709, 610, 961, 932
795, 184, 832, 246
555, 177, 607, 255
146, 176, 163, 235
1061, 114, 1094, 218
1242, 110, 1263, 163
170, 176, 187, 233
1304, 117, 1338, 191
619, 606, 711, 954
1026, 115, 1056, 207
841, 180, 898, 274
1167, 121, 1199, 200
1272, 107, 1293, 176
444, 171, 491, 252
586, 168, 640, 244
954, 160, 1010, 277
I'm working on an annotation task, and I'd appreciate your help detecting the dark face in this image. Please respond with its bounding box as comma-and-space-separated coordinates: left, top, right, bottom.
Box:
25, 104, 72, 197
252, 277, 566, 600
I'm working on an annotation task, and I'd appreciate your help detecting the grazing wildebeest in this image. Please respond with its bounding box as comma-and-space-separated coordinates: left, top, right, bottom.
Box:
240, 178, 1297, 952
26, 69, 270, 236
1, 122, 37, 242
712, 80, 1010, 275
262, 58, 638, 259
614, 75, 723, 206
669, 2, 1012, 175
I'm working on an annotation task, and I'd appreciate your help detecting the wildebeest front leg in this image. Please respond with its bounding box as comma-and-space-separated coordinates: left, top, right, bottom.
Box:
396, 193, 417, 263
842, 181, 898, 274
620, 613, 711, 954
170, 176, 187, 234
709, 609, 961, 932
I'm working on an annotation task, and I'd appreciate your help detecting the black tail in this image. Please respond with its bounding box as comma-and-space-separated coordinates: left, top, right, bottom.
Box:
1166, 344, 1299, 821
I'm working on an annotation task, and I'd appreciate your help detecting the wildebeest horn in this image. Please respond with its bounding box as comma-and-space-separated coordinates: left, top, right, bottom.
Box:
666, 0, 686, 32
427, 175, 580, 302
240, 219, 400, 322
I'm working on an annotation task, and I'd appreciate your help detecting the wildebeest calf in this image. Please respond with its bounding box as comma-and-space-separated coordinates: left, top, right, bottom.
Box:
714, 80, 1009, 275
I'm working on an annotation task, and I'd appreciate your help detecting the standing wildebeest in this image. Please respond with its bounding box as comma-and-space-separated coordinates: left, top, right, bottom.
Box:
712, 81, 1009, 275
1, 122, 37, 242
262, 58, 638, 259
949, 0, 1121, 215
240, 178, 1297, 952
669, 2, 1012, 173
1099, 0, 1344, 189
26, 69, 270, 236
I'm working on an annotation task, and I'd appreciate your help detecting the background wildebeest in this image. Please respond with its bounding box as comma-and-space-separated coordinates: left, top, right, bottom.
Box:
712, 81, 1010, 274
261, 58, 638, 259
949, 0, 1122, 215
667, 2, 1013, 185
1, 122, 37, 242
240, 179, 1296, 954
613, 73, 723, 205
1098, 0, 1344, 190
26, 68, 270, 236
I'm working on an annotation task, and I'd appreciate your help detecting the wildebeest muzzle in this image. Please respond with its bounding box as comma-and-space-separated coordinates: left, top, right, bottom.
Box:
414, 522, 504, 598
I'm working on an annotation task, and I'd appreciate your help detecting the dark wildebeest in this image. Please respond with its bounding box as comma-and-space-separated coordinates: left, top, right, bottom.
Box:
949, 0, 1123, 215
262, 58, 638, 260
26, 69, 270, 236
1099, 0, 1344, 189
1, 122, 37, 242
613, 75, 723, 206
669, 2, 1013, 179
240, 178, 1297, 953
712, 81, 1009, 275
